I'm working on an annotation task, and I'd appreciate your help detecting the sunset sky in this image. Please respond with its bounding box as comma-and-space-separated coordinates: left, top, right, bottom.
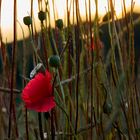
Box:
1, 0, 140, 43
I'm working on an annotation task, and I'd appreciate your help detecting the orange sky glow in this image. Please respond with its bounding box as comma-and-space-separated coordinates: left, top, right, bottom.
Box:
1, 0, 140, 43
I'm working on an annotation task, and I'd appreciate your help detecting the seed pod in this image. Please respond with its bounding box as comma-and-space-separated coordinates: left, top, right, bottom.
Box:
48, 55, 60, 68
55, 19, 63, 30
103, 102, 112, 115
38, 11, 46, 22
23, 16, 32, 26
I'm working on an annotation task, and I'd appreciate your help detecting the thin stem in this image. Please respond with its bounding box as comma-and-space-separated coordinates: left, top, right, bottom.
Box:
50, 74, 57, 140
0, 87, 21, 94
56, 69, 66, 105
89, 0, 94, 139
38, 113, 44, 140
51, 109, 55, 140
55, 100, 77, 139
68, 32, 73, 139
8, 0, 18, 138
25, 108, 29, 140
30, 0, 34, 36
0, 0, 2, 42
110, 0, 124, 73
41, 23, 49, 68
74, 0, 80, 135
28, 26, 42, 63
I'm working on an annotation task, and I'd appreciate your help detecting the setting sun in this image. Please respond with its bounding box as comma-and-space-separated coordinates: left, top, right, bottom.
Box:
1, 0, 140, 43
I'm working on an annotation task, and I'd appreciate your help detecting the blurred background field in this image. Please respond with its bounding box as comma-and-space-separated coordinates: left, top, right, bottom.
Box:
0, 0, 140, 139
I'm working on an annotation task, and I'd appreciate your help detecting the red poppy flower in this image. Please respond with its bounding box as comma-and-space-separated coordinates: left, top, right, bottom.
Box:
21, 70, 56, 112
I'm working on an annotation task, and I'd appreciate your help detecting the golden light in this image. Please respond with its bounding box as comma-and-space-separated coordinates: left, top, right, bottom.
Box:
1, 0, 140, 43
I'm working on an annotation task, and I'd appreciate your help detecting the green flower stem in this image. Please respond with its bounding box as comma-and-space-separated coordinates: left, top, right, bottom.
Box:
55, 68, 66, 106
54, 88, 63, 103
50, 29, 59, 55
28, 27, 43, 63
55, 100, 77, 140
40, 23, 49, 68
110, 1, 124, 73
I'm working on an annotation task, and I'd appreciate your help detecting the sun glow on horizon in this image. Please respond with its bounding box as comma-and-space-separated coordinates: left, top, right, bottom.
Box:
1, 0, 140, 43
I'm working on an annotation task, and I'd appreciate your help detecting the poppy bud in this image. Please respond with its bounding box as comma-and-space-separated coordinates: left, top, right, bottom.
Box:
103, 102, 112, 115
23, 16, 32, 26
55, 19, 63, 30
48, 55, 60, 68
38, 11, 46, 22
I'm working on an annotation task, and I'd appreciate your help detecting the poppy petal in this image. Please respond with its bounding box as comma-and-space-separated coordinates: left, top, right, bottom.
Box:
21, 70, 55, 112
25, 96, 56, 112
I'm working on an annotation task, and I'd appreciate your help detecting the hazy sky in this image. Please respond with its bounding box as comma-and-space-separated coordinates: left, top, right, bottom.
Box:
1, 0, 140, 43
